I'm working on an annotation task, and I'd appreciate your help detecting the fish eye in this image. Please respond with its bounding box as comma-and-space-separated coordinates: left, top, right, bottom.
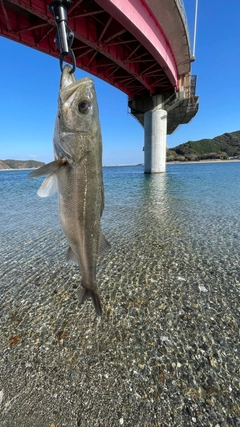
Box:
78, 100, 90, 114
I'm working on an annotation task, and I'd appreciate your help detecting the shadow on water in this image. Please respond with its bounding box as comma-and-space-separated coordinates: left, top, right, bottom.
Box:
0, 165, 240, 426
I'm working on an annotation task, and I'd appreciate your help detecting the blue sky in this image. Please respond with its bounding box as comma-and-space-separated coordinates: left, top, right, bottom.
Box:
0, 0, 239, 165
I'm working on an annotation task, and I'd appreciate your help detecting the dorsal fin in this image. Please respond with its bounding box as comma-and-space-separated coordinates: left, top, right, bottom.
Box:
98, 232, 111, 258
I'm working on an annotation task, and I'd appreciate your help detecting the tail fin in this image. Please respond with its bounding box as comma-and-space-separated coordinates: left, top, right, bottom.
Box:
77, 287, 102, 316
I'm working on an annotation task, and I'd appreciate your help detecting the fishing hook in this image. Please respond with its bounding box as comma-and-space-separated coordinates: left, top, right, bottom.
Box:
49, 0, 76, 73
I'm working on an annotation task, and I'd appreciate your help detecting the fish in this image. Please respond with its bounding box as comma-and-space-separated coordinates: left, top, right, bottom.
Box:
29, 64, 110, 316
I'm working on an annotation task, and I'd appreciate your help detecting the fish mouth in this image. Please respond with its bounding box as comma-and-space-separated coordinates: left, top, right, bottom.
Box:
61, 65, 76, 89
61, 65, 93, 90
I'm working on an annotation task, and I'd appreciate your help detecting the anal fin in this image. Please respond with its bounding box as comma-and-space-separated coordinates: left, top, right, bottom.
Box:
66, 246, 79, 265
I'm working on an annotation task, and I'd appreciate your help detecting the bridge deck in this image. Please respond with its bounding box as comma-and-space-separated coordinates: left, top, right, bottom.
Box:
0, 0, 198, 132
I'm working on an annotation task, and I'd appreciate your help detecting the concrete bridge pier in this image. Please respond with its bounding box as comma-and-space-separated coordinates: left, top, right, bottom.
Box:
144, 108, 167, 173
144, 96, 167, 173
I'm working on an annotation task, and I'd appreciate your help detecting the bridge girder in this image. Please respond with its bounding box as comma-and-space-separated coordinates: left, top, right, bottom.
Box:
0, 0, 178, 98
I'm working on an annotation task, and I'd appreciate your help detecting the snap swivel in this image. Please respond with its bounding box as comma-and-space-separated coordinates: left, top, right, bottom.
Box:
49, 0, 76, 73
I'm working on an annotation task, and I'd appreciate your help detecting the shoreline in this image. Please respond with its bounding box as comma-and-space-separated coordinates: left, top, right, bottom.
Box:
167, 158, 240, 164
1, 159, 240, 171
0, 168, 37, 172
0, 168, 38, 171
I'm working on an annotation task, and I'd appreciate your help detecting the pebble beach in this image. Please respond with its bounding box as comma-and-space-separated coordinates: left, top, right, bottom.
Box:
0, 164, 239, 427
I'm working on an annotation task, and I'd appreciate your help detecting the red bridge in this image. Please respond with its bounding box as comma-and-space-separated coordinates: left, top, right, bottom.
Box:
0, 0, 199, 173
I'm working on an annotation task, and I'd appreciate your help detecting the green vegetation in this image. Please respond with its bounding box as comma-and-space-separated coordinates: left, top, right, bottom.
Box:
189, 139, 220, 155
167, 130, 240, 161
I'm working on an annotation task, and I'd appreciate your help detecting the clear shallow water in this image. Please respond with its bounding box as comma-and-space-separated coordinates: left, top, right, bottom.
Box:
0, 163, 240, 426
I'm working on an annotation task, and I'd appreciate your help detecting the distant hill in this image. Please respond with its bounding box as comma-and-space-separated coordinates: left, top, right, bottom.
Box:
0, 160, 11, 169
167, 130, 240, 161
0, 159, 45, 169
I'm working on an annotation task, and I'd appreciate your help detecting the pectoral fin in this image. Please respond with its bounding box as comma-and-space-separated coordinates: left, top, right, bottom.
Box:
28, 158, 67, 178
37, 173, 58, 198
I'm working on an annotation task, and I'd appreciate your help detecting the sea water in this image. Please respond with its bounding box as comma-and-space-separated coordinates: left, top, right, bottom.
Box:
0, 163, 239, 426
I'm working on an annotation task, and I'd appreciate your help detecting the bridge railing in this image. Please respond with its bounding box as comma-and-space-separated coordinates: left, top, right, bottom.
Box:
175, 0, 190, 44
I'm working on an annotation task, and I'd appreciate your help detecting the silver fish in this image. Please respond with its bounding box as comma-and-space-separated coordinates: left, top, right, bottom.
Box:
29, 65, 110, 316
